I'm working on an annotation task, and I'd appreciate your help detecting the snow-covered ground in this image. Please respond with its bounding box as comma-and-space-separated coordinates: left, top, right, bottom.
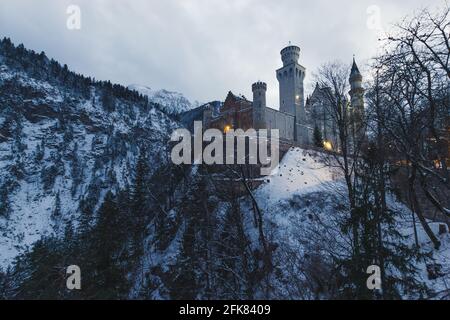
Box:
258, 147, 340, 202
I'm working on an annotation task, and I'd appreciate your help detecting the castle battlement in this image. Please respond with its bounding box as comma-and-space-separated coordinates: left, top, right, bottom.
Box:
280, 45, 300, 66
252, 81, 267, 91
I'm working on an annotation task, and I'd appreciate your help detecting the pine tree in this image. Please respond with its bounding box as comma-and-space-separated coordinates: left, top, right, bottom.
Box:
336, 145, 431, 299
217, 199, 255, 299
101, 88, 115, 112
35, 140, 45, 162
10, 237, 66, 299
0, 270, 9, 299
170, 220, 198, 299
168, 175, 208, 299
313, 125, 323, 148
130, 148, 152, 255
81, 192, 131, 299
51, 192, 63, 234
52, 192, 61, 220
0, 180, 12, 218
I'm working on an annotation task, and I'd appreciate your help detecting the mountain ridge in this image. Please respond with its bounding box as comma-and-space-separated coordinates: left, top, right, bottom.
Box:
128, 83, 200, 115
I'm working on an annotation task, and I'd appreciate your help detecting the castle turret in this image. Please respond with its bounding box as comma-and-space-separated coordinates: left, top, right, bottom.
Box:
276, 45, 307, 143
203, 103, 213, 128
349, 57, 363, 93
252, 81, 267, 129
281, 45, 300, 67
349, 57, 365, 140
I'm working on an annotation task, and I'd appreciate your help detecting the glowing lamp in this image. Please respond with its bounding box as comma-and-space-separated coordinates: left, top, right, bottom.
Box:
323, 140, 333, 151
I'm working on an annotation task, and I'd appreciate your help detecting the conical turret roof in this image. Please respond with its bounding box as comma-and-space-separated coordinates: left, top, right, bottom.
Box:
350, 56, 362, 81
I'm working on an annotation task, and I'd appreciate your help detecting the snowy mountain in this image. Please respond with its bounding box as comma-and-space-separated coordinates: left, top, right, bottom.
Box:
128, 84, 200, 115
0, 39, 179, 269
0, 38, 448, 300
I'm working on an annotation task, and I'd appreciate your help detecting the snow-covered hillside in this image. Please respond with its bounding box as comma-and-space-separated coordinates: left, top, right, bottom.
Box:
0, 61, 179, 269
128, 84, 200, 115
129, 147, 449, 299
255, 148, 450, 299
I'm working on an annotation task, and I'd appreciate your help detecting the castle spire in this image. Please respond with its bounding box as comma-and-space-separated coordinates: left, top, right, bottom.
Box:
351, 56, 360, 75
348, 55, 365, 143
350, 56, 362, 83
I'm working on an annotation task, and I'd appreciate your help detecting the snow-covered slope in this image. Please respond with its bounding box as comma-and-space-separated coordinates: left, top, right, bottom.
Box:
129, 147, 449, 299
254, 148, 450, 299
0, 64, 179, 269
128, 84, 200, 115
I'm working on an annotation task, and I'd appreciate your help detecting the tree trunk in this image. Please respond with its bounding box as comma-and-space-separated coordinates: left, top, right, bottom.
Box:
409, 166, 441, 249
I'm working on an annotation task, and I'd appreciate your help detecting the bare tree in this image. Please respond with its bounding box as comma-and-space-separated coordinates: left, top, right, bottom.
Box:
372, 4, 450, 249
314, 61, 365, 257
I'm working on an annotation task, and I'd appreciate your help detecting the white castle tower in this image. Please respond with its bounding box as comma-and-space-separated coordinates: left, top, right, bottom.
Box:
349, 57, 364, 114
252, 81, 267, 130
349, 57, 365, 141
276, 45, 308, 144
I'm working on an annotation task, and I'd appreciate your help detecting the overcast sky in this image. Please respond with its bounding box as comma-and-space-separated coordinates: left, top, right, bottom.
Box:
0, 0, 445, 107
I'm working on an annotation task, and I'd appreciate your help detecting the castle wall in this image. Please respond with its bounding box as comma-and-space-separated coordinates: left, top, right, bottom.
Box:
265, 108, 295, 141
296, 123, 310, 145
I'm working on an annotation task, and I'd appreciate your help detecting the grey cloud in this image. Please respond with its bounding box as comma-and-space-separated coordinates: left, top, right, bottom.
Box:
0, 0, 444, 107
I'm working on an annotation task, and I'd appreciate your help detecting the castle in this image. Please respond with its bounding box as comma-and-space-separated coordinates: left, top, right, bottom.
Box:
202, 45, 365, 150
